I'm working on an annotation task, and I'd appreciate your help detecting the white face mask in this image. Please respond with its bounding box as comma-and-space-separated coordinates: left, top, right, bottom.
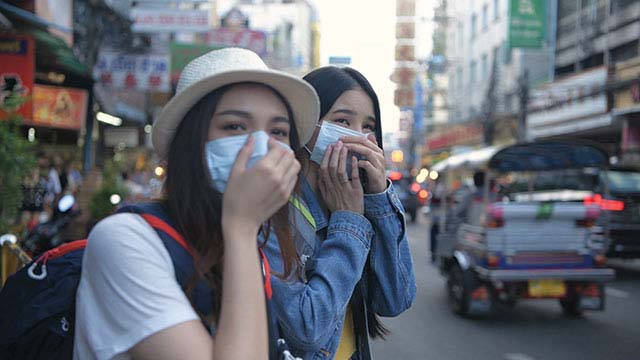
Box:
309, 121, 368, 165
205, 131, 291, 192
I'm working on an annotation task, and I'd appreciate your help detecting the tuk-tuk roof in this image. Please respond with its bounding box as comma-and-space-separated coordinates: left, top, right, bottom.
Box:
488, 140, 609, 172
430, 146, 501, 173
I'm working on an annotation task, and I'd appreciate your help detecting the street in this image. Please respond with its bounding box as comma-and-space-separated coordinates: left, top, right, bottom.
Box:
371, 215, 640, 360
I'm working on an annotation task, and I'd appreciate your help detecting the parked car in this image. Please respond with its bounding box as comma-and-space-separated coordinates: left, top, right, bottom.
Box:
389, 171, 427, 222
598, 168, 640, 258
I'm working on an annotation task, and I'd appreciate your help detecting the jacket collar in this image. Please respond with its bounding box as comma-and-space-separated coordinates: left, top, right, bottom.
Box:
300, 177, 329, 231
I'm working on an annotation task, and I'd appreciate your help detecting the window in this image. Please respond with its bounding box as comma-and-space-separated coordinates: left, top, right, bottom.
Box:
481, 54, 488, 80
470, 60, 477, 84
610, 40, 639, 64
493, 0, 499, 20
471, 13, 477, 38
482, 4, 488, 29
451, 73, 456, 94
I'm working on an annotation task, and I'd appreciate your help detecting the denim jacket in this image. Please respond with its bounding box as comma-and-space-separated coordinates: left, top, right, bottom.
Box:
262, 178, 416, 359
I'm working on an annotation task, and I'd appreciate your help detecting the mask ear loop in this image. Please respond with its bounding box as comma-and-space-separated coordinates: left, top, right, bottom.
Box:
303, 145, 312, 156
303, 122, 324, 156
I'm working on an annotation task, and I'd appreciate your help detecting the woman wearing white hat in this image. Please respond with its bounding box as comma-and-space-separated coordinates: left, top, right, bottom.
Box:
73, 48, 319, 360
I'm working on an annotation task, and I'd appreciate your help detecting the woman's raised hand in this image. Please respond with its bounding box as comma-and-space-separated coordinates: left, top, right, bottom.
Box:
222, 135, 301, 235
318, 141, 364, 214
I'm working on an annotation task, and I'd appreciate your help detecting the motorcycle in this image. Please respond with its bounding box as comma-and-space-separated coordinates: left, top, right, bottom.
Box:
22, 194, 81, 257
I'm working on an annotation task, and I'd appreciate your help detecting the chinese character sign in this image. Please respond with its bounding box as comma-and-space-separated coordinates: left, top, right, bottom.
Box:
94, 52, 171, 92
204, 28, 267, 56
0, 34, 34, 121
131, 9, 210, 33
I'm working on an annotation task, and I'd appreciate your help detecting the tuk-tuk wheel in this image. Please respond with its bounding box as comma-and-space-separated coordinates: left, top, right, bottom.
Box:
559, 298, 583, 317
448, 264, 474, 316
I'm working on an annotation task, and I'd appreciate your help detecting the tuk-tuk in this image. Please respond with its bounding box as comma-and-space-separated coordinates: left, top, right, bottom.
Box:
433, 140, 615, 317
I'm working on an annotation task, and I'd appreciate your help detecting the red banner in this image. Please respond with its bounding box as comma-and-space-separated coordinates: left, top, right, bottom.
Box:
0, 34, 34, 121
427, 124, 484, 151
30, 85, 88, 130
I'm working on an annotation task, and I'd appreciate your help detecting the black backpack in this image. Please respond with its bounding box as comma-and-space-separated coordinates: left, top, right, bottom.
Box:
0, 202, 291, 360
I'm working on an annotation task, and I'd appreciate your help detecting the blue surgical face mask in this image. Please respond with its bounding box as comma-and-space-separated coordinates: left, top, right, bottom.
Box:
309, 121, 368, 165
205, 130, 291, 192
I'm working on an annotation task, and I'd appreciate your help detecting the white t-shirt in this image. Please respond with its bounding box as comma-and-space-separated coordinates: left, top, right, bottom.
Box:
73, 213, 200, 360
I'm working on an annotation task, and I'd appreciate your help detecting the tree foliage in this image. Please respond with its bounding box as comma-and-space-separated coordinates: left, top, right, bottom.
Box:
0, 116, 35, 234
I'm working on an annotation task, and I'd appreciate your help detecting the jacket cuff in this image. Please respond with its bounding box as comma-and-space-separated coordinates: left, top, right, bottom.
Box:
328, 211, 374, 249
364, 180, 404, 217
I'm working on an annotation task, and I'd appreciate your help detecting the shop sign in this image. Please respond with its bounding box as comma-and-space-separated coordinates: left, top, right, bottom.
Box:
394, 88, 414, 108
131, 9, 210, 33
391, 67, 416, 86
203, 28, 267, 55
30, 85, 88, 130
104, 127, 139, 148
0, 34, 34, 121
396, 22, 415, 39
427, 123, 483, 151
170, 42, 224, 82
94, 52, 171, 92
395, 44, 415, 62
528, 67, 610, 139
508, 0, 546, 49
396, 0, 416, 16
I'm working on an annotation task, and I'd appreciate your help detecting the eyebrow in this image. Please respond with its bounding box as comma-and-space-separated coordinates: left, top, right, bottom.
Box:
332, 109, 356, 116
333, 109, 376, 123
215, 109, 252, 119
215, 109, 289, 124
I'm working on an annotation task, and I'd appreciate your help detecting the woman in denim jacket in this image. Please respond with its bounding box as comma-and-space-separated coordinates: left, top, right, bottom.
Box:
263, 67, 416, 359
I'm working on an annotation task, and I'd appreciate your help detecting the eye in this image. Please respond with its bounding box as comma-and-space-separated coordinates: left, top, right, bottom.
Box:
271, 129, 289, 138
364, 124, 376, 133
333, 118, 350, 126
222, 123, 247, 132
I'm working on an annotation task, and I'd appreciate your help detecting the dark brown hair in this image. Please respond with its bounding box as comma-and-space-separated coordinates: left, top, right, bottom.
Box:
164, 83, 300, 323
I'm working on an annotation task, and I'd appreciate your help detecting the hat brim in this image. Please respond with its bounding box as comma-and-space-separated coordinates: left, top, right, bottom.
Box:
153, 69, 319, 158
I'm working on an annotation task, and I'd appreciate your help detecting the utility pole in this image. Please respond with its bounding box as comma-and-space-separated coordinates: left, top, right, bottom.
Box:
482, 53, 498, 146
517, 70, 529, 143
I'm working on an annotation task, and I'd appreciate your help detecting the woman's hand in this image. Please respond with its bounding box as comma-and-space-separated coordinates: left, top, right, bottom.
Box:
318, 141, 364, 214
222, 135, 300, 236
342, 134, 387, 194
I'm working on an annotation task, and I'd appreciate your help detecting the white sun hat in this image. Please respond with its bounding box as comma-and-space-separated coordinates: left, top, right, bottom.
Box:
153, 47, 320, 158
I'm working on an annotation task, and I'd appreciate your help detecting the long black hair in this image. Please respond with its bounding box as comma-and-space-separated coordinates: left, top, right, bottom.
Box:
303, 66, 389, 340
164, 82, 300, 323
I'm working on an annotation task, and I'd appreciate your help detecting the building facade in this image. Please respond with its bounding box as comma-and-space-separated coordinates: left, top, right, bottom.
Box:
445, 0, 549, 124
528, 0, 640, 163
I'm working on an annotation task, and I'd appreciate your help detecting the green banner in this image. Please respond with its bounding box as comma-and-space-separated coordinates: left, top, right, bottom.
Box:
170, 42, 224, 80
508, 0, 546, 49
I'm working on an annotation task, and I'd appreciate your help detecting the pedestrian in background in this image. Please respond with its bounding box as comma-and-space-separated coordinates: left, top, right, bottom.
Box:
263, 66, 416, 360
73, 48, 319, 360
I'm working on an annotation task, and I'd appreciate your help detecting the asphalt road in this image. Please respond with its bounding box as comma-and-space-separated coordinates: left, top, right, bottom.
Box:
371, 214, 640, 360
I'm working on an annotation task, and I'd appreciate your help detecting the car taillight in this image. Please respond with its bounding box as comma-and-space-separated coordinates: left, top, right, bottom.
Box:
410, 182, 421, 193
584, 194, 625, 211
576, 218, 595, 228
389, 171, 402, 181
594, 254, 607, 267
487, 204, 504, 228
487, 254, 500, 268
418, 189, 429, 200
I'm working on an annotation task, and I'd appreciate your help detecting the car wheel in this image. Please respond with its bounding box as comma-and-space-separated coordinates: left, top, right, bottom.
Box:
408, 209, 417, 222
448, 264, 474, 316
559, 298, 583, 317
